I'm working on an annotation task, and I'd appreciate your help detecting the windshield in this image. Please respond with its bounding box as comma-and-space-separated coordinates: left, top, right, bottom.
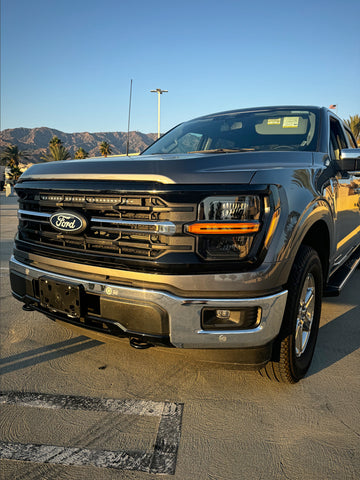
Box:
143, 108, 319, 155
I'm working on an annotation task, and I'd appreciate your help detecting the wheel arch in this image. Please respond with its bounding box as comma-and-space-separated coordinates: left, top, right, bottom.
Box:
301, 220, 330, 286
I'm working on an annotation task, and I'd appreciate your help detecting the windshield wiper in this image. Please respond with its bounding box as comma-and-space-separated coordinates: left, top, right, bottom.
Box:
146, 148, 256, 155
189, 148, 255, 154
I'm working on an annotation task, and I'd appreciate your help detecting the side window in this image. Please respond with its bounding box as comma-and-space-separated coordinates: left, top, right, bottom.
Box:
329, 117, 347, 160
344, 128, 357, 148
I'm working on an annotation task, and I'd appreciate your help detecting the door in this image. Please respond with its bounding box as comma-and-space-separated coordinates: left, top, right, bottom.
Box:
329, 116, 360, 264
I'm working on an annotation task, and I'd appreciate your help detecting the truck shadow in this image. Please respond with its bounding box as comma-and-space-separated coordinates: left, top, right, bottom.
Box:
0, 240, 16, 262
308, 305, 360, 376
0, 336, 103, 375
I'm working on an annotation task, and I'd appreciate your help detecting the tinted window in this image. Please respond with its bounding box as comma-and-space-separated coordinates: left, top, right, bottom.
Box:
330, 117, 347, 160
344, 128, 357, 148
144, 109, 319, 155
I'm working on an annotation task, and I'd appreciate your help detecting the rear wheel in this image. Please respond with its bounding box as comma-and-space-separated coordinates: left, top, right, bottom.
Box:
260, 245, 323, 383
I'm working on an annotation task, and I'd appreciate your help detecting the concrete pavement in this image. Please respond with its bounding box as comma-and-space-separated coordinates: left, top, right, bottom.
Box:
0, 193, 359, 479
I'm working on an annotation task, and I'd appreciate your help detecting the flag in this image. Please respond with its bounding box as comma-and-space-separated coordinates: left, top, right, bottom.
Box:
329, 105, 337, 109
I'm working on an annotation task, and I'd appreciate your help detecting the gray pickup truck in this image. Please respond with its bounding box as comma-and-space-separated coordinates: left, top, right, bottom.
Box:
9, 106, 360, 382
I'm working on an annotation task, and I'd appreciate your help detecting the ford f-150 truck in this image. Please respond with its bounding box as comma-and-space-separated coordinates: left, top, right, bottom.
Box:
9, 106, 360, 383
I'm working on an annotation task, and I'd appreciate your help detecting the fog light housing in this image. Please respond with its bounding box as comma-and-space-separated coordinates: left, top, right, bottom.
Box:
201, 307, 261, 330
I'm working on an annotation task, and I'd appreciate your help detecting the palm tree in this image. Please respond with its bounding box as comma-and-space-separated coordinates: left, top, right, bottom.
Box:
49, 136, 63, 146
0, 144, 29, 167
41, 144, 71, 162
344, 115, 360, 144
7, 164, 23, 183
41, 136, 71, 162
99, 141, 112, 157
74, 147, 89, 159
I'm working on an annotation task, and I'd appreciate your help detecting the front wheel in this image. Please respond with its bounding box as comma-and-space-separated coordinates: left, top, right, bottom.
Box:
260, 245, 323, 383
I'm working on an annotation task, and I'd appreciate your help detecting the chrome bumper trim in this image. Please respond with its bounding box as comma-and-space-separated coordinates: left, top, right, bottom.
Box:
10, 256, 288, 349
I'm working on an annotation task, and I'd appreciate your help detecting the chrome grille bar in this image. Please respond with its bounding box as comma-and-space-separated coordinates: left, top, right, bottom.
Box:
18, 210, 51, 219
91, 217, 176, 236
18, 210, 177, 236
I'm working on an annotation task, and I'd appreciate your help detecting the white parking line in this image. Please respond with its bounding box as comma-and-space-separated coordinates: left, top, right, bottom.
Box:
0, 391, 184, 475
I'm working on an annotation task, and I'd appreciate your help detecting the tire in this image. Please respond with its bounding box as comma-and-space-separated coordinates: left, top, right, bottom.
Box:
260, 245, 323, 383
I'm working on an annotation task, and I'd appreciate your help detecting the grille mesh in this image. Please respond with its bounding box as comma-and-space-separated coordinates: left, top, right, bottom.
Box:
17, 190, 196, 261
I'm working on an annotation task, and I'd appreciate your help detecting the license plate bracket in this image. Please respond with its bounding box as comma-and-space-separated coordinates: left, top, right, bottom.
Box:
39, 277, 82, 318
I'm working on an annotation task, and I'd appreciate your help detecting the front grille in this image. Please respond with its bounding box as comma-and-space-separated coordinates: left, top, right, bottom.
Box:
16, 188, 196, 263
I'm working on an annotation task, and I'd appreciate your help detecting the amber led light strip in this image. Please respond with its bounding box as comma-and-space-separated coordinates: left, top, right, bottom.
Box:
186, 221, 260, 235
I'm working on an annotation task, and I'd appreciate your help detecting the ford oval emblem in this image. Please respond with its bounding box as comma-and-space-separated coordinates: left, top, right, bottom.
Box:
50, 210, 87, 234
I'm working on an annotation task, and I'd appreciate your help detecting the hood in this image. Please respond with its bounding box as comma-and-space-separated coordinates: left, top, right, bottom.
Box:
19, 151, 314, 185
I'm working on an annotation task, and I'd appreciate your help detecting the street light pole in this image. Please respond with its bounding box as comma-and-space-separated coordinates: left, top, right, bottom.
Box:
150, 88, 168, 138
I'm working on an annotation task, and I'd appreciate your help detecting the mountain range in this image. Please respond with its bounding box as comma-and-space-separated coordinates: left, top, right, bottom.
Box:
0, 127, 158, 164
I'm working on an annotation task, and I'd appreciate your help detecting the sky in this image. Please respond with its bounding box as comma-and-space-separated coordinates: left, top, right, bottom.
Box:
1, 0, 359, 134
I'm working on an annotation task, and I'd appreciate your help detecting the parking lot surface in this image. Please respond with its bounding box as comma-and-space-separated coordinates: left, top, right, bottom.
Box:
0, 193, 359, 479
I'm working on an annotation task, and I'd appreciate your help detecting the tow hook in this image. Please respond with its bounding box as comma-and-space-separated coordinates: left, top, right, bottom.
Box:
22, 304, 35, 311
129, 337, 153, 350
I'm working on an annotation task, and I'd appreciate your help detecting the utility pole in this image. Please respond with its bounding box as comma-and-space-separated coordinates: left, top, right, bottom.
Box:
150, 88, 168, 138
126, 79, 133, 156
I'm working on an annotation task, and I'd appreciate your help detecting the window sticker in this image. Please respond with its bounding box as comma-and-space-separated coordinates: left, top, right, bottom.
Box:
283, 117, 299, 128
267, 118, 282, 125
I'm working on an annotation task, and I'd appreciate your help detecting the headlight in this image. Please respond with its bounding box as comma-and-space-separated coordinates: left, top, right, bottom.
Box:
185, 195, 263, 261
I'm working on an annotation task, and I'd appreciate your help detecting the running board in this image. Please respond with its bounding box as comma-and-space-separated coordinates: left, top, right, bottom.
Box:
324, 246, 360, 297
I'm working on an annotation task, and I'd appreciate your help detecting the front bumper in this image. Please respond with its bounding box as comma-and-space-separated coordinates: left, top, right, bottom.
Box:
10, 256, 287, 350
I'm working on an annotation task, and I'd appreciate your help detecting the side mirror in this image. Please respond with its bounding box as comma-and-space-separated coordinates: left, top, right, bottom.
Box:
338, 148, 360, 171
